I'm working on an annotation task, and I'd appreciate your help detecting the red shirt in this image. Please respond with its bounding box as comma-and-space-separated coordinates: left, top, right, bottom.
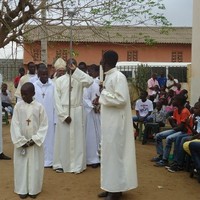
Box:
173, 107, 192, 134
14, 76, 21, 88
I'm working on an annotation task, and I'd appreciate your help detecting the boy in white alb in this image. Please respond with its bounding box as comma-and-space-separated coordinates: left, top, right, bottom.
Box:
11, 82, 48, 199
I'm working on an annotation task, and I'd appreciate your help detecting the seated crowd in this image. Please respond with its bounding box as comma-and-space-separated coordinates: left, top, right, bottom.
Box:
133, 72, 200, 183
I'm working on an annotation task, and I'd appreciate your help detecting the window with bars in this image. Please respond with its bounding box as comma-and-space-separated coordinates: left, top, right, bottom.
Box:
56, 50, 62, 59
32, 49, 41, 61
62, 49, 68, 61
171, 51, 183, 62
127, 50, 138, 61
55, 49, 68, 61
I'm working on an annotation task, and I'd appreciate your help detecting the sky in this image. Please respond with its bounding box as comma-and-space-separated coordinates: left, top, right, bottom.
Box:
0, 0, 193, 59
162, 0, 193, 27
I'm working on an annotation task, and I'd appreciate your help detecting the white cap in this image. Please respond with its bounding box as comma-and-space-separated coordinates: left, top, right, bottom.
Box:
54, 58, 66, 70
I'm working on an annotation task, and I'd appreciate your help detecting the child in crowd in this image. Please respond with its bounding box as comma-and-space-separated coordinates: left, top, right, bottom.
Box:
180, 89, 191, 111
14, 67, 25, 88
175, 83, 182, 95
164, 89, 175, 118
142, 101, 166, 145
166, 74, 178, 92
11, 82, 48, 199
1, 83, 13, 116
151, 94, 191, 167
132, 91, 153, 137
158, 85, 167, 100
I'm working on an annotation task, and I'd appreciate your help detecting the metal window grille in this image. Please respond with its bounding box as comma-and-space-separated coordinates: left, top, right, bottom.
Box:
127, 51, 138, 61
33, 49, 41, 61
0, 59, 23, 81
171, 51, 183, 62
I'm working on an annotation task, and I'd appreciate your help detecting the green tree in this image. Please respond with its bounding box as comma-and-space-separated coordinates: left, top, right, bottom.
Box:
127, 64, 151, 108
0, 0, 171, 49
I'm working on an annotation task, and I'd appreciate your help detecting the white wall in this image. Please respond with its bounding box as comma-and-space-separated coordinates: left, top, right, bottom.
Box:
191, 0, 200, 105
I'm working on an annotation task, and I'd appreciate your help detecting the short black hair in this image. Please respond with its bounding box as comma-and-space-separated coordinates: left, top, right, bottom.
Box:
27, 62, 35, 67
37, 63, 47, 71
89, 64, 99, 72
1, 82, 7, 87
78, 62, 87, 68
19, 67, 25, 73
21, 82, 35, 93
103, 50, 118, 68
67, 58, 77, 66
194, 101, 200, 108
140, 90, 148, 97
174, 94, 187, 106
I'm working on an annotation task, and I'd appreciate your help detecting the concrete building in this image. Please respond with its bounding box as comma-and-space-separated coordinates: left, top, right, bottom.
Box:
23, 26, 192, 68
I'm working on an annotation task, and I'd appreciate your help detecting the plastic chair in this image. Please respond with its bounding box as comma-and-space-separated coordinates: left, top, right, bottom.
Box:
2, 109, 9, 125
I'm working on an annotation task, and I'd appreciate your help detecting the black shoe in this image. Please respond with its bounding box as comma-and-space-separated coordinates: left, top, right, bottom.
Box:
91, 163, 100, 168
151, 155, 162, 162
19, 194, 28, 199
105, 192, 122, 200
168, 165, 183, 173
44, 166, 53, 168
0, 153, 11, 160
98, 191, 108, 198
154, 159, 168, 167
29, 194, 38, 199
165, 161, 177, 169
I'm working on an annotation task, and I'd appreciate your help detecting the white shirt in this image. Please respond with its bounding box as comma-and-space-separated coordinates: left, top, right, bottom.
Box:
135, 99, 153, 117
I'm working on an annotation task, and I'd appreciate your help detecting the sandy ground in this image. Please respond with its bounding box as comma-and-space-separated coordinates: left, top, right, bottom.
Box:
1, 123, 200, 200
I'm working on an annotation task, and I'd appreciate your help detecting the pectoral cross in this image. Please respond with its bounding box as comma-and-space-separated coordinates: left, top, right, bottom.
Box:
26, 119, 31, 126
42, 93, 45, 98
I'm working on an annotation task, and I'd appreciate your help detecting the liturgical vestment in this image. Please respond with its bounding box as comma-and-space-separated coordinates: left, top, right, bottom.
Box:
53, 68, 93, 173
11, 100, 48, 195
99, 68, 138, 192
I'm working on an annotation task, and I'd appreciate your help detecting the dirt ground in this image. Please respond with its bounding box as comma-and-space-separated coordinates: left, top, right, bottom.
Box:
1, 123, 200, 200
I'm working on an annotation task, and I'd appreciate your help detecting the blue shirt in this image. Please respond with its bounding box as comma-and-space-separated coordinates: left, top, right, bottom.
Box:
157, 76, 167, 87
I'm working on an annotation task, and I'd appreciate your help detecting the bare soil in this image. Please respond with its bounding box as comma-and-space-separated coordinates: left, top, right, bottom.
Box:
1, 123, 200, 200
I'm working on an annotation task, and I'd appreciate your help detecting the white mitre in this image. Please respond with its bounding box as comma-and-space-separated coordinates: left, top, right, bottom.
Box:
54, 58, 66, 70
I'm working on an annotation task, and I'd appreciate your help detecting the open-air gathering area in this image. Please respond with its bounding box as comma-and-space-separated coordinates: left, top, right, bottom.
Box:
1, 123, 200, 200
1, 0, 200, 200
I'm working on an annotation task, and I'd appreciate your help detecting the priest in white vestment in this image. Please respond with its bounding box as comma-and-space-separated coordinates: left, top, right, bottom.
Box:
34, 65, 56, 167
99, 51, 138, 200
15, 62, 37, 102
53, 58, 93, 173
11, 82, 48, 198
84, 64, 101, 167
52, 58, 67, 81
